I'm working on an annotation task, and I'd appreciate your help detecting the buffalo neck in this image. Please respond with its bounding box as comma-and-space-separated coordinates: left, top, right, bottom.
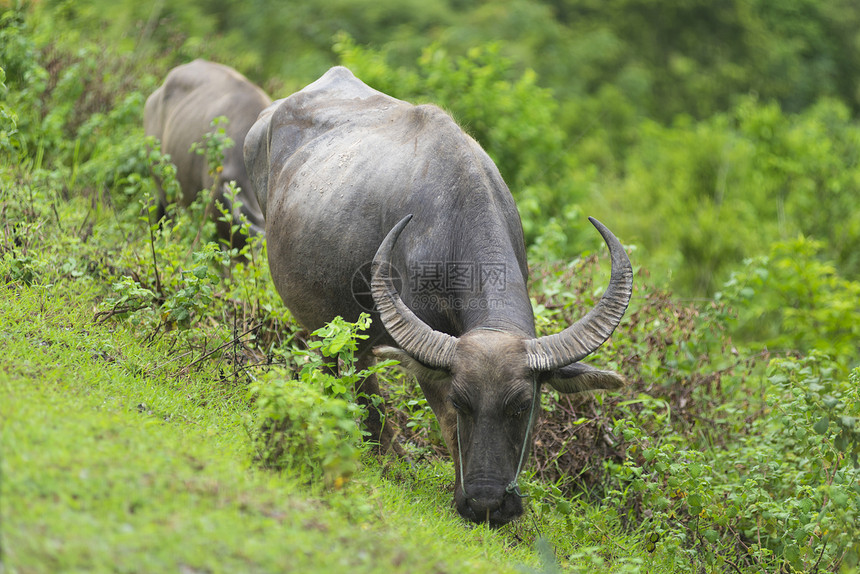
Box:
397, 197, 537, 340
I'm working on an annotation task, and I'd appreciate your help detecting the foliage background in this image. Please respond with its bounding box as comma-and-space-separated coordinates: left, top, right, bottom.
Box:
6, 0, 860, 300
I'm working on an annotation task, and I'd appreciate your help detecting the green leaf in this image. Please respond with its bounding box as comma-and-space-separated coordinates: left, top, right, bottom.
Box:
768, 373, 789, 385
835, 430, 849, 452
556, 500, 572, 515
784, 543, 800, 564
823, 395, 840, 409
688, 464, 702, 478
813, 416, 830, 435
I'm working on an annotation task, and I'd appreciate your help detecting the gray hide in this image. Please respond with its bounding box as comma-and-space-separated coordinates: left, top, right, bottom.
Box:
244, 66, 633, 525
144, 59, 270, 248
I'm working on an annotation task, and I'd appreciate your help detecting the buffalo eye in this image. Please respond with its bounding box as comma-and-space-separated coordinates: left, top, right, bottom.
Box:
450, 396, 470, 415
509, 400, 532, 419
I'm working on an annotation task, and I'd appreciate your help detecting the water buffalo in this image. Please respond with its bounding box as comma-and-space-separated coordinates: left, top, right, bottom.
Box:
244, 66, 633, 525
144, 59, 270, 248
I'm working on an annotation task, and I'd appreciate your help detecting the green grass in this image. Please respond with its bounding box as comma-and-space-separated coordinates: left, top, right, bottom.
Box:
0, 277, 547, 573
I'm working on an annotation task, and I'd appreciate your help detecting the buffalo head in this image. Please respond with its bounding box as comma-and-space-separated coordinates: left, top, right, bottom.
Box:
372, 215, 633, 525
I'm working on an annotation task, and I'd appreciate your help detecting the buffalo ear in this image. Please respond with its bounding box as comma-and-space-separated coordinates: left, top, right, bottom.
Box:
544, 362, 625, 394
373, 346, 450, 383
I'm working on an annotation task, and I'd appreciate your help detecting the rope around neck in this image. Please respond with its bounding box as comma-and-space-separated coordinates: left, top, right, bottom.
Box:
456, 375, 539, 500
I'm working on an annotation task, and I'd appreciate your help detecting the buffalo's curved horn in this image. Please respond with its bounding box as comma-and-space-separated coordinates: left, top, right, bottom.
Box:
525, 217, 633, 372
371, 215, 459, 368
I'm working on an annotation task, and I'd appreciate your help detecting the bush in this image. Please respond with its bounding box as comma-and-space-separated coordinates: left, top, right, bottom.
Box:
246, 314, 393, 487
525, 348, 860, 571
622, 355, 859, 571
599, 97, 860, 297
718, 235, 860, 370
0, 66, 19, 156
248, 376, 365, 487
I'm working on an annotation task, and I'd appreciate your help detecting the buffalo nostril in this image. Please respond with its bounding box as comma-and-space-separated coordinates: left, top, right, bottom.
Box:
466, 495, 503, 520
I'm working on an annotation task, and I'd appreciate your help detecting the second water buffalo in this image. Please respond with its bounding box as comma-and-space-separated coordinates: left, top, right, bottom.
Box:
144, 59, 270, 248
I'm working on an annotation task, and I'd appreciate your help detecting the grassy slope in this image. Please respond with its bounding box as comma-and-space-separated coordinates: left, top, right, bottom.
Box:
0, 278, 543, 573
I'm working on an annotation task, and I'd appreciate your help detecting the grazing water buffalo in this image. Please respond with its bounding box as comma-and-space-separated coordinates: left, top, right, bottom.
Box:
144, 59, 270, 248
244, 66, 633, 525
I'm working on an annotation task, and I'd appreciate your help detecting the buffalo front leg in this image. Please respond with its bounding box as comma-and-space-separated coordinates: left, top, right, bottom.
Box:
354, 354, 403, 456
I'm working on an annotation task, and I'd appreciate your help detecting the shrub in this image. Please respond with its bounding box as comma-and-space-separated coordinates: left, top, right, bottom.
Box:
248, 376, 364, 487
246, 314, 394, 487
718, 235, 860, 371
590, 354, 860, 572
